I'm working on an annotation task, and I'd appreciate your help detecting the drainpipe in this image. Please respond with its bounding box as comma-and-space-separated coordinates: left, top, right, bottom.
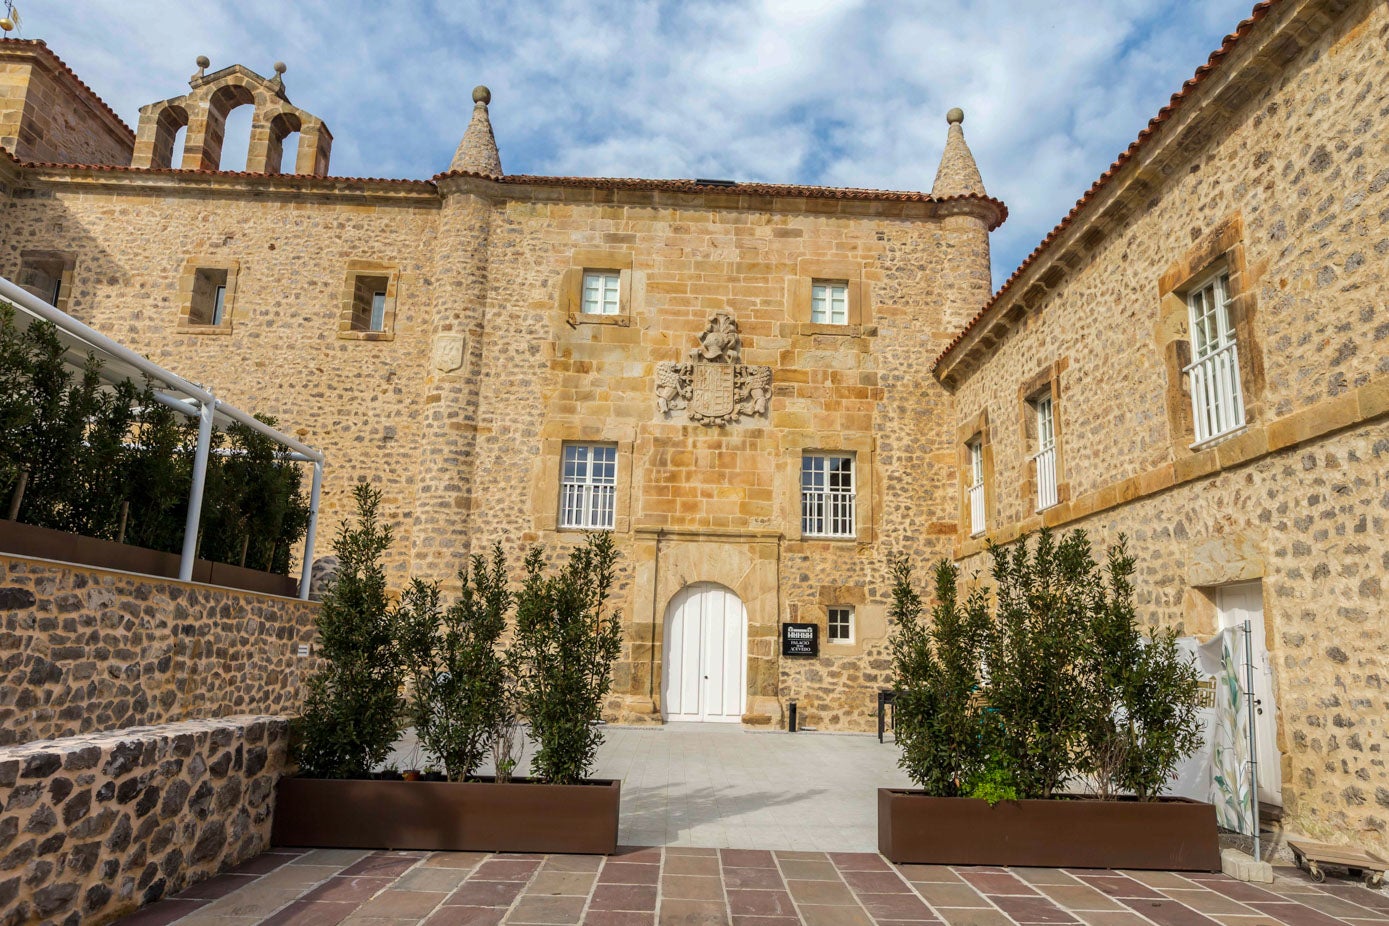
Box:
178, 397, 216, 582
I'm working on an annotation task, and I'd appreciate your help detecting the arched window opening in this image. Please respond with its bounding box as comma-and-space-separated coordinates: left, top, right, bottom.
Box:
205, 83, 256, 171
267, 112, 303, 175
151, 104, 189, 169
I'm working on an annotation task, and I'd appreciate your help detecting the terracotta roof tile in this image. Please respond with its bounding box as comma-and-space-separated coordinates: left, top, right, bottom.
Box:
931, 0, 1279, 372
0, 38, 134, 140
11, 154, 438, 189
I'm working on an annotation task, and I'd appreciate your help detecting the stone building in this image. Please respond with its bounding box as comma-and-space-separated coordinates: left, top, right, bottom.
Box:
935, 0, 1388, 851
0, 0, 1383, 852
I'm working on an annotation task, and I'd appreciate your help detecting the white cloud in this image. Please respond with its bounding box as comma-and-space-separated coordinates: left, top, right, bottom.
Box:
31, 0, 1256, 283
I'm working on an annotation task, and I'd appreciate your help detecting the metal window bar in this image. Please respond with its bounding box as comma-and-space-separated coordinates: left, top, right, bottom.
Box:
1185, 274, 1245, 446
560, 445, 617, 529
968, 482, 986, 536
801, 455, 855, 537
0, 276, 326, 599
1032, 397, 1058, 511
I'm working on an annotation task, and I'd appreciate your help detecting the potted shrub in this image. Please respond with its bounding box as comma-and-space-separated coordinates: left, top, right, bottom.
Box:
879, 530, 1218, 870
273, 514, 624, 854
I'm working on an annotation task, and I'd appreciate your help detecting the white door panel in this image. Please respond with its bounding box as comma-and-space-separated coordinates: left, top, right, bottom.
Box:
1217, 581, 1281, 805
661, 583, 747, 723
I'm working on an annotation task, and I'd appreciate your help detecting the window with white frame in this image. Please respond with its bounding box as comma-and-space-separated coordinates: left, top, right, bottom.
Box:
967, 440, 986, 536
1032, 395, 1058, 511
801, 453, 855, 538
827, 606, 854, 644
560, 443, 617, 529
581, 270, 622, 315
1184, 270, 1245, 445
810, 280, 849, 325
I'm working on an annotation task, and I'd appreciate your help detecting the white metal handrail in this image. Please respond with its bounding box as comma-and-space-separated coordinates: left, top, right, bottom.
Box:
1184, 340, 1245, 446
0, 277, 325, 599
802, 489, 855, 538
1033, 445, 1058, 511
968, 482, 986, 536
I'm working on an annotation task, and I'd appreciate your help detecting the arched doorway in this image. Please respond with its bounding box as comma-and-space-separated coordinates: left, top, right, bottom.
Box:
661, 583, 747, 723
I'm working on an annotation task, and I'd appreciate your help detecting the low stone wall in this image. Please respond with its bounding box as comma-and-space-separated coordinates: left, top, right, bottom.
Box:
0, 554, 319, 746
0, 715, 288, 926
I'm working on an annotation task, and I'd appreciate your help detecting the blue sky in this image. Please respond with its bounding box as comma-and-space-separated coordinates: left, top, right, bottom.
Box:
34, 0, 1256, 288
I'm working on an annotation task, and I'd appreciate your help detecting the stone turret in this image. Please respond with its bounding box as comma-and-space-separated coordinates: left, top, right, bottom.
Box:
931, 107, 986, 198
449, 86, 502, 177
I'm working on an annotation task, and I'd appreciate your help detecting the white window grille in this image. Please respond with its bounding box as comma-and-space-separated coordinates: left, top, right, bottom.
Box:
801, 453, 855, 538
828, 606, 854, 643
1184, 271, 1245, 446
560, 443, 617, 530
811, 280, 849, 325
369, 292, 387, 332
1033, 396, 1058, 511
968, 440, 986, 537
581, 270, 622, 315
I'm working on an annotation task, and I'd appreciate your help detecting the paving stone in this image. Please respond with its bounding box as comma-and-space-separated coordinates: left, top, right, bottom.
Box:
856, 893, 937, 921
935, 910, 1017, 926
293, 850, 371, 869
113, 899, 210, 925
1033, 885, 1123, 912
660, 875, 724, 901
353, 889, 443, 918
445, 880, 526, 907
590, 884, 659, 912
259, 900, 357, 926
256, 866, 344, 890
545, 855, 606, 873
424, 853, 491, 870
727, 890, 798, 917
301, 877, 393, 904
203, 887, 310, 918
780, 861, 840, 882
612, 848, 664, 864
913, 884, 990, 908
797, 905, 876, 926
787, 880, 856, 906
729, 918, 800, 926
1073, 876, 1163, 900
424, 905, 506, 926
341, 856, 420, 879
1014, 870, 1082, 887
1116, 897, 1221, 926
471, 860, 541, 882
829, 854, 893, 872
1071, 913, 1158, 926
175, 873, 261, 900
722, 850, 778, 869
958, 872, 1038, 896
724, 868, 786, 891
842, 871, 911, 894
391, 867, 474, 893
897, 867, 965, 885
1242, 901, 1351, 926
657, 898, 728, 926
509, 894, 588, 925
584, 913, 657, 926
601, 863, 661, 885
665, 855, 721, 877
1158, 888, 1258, 916
990, 895, 1079, 924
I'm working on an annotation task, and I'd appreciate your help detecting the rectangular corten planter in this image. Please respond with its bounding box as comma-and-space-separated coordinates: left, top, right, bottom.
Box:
272, 776, 621, 854
878, 789, 1220, 870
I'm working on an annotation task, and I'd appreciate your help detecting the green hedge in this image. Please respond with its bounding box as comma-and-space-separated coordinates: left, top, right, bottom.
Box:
0, 302, 310, 575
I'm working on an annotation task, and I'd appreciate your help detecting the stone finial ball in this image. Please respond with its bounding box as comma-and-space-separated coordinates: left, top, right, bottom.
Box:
946, 107, 965, 125
196, 55, 211, 69
274, 61, 287, 75
473, 85, 492, 105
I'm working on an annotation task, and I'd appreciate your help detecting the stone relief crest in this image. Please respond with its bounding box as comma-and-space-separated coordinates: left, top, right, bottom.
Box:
656, 312, 772, 426
431, 334, 466, 374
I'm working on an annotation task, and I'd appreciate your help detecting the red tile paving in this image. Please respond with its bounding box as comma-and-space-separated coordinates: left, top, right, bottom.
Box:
113, 847, 1389, 926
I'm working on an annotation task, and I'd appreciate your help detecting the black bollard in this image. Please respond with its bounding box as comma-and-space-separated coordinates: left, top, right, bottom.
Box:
788, 699, 798, 733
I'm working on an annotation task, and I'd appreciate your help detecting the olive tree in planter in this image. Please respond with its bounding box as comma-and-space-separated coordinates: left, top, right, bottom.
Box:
293, 483, 403, 780
275, 531, 625, 855
879, 529, 1217, 871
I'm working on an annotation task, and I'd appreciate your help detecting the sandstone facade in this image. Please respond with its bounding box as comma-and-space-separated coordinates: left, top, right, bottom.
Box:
0, 555, 319, 746
937, 0, 1388, 851
0, 716, 287, 926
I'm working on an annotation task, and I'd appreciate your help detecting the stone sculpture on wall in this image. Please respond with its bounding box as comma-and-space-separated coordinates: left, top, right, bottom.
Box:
656, 312, 772, 426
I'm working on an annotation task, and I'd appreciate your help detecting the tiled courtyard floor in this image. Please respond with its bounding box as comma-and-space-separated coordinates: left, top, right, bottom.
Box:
116, 845, 1389, 926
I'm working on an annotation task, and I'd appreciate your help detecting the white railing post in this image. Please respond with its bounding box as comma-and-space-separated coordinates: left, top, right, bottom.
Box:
179, 397, 216, 582
298, 460, 324, 600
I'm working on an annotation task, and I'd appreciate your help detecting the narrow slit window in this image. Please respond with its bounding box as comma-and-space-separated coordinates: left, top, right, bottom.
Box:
967, 440, 986, 536
369, 291, 387, 332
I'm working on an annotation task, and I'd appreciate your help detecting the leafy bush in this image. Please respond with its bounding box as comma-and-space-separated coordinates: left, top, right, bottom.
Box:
889, 557, 991, 796
891, 528, 1203, 802
512, 533, 624, 785
397, 543, 510, 781
0, 303, 309, 575
296, 484, 404, 779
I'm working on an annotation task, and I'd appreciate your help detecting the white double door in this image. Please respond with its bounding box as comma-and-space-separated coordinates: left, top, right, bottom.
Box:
662, 583, 748, 723
1218, 581, 1282, 805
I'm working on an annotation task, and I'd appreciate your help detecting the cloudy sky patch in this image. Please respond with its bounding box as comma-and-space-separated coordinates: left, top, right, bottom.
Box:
32, 0, 1255, 284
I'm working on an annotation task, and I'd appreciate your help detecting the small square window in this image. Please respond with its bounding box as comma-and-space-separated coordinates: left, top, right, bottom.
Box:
801, 453, 855, 538
811, 280, 849, 325
18, 253, 72, 309
350, 274, 391, 332
828, 606, 854, 644
581, 271, 622, 315
188, 268, 229, 326
560, 443, 618, 530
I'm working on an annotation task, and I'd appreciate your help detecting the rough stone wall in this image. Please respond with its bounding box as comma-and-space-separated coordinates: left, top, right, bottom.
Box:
0, 178, 441, 581
946, 0, 1389, 851
0, 716, 287, 926
0, 555, 318, 747
0, 48, 133, 166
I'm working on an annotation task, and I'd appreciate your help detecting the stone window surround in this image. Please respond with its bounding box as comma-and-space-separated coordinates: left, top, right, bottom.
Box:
780, 432, 875, 544
1157, 213, 1265, 458
177, 257, 239, 335
1017, 359, 1070, 519
560, 249, 635, 328
16, 249, 76, 313
338, 259, 399, 341
956, 409, 996, 539
533, 426, 636, 534
788, 258, 872, 336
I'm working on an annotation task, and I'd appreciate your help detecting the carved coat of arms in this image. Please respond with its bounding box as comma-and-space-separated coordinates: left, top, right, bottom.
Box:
656, 313, 772, 426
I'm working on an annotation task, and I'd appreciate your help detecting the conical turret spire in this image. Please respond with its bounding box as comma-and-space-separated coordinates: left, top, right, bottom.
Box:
451, 85, 502, 177
931, 107, 986, 198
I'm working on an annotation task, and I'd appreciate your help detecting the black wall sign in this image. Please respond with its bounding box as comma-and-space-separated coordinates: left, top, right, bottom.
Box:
782, 622, 819, 657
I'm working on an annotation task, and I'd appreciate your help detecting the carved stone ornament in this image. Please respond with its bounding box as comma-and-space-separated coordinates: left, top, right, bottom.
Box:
431, 334, 466, 374
656, 312, 772, 426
